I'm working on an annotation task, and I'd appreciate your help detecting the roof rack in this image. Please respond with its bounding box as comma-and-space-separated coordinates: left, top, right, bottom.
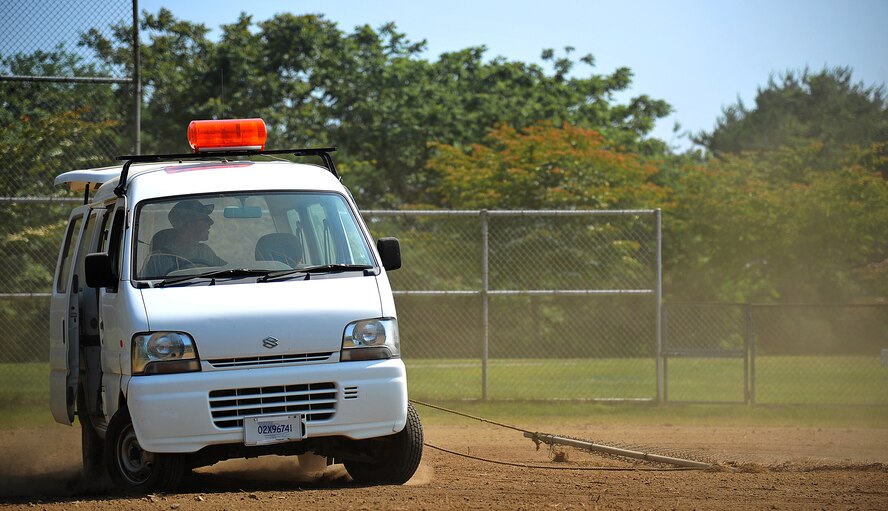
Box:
112, 147, 338, 197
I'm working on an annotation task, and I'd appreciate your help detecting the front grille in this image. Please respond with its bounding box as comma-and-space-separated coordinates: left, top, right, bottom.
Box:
208, 382, 337, 429
207, 352, 334, 369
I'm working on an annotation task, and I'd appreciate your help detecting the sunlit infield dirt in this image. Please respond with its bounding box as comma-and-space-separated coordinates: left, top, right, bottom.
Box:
1, 420, 886, 510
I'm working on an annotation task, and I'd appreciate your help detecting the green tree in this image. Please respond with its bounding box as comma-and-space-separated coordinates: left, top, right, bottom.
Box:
0, 47, 122, 304
0, 47, 126, 364
693, 67, 888, 176
81, 9, 672, 207
0, 47, 125, 195
327, 40, 672, 205
666, 142, 888, 303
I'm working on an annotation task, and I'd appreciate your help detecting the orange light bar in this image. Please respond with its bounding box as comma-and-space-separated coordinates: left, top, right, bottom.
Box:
187, 118, 267, 153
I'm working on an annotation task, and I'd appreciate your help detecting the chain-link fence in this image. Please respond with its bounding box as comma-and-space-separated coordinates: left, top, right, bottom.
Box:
364, 210, 662, 401
1, 0, 131, 76
662, 303, 750, 403
1, 203, 887, 406
0, 198, 78, 405
663, 303, 888, 405
0, 0, 136, 406
1, 207, 662, 405
0, 0, 137, 197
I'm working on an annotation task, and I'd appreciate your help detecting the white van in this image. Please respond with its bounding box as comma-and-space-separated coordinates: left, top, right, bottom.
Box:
49, 119, 422, 493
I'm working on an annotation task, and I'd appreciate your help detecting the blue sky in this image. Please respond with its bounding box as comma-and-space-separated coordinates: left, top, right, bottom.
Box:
139, 0, 888, 151
6, 0, 887, 150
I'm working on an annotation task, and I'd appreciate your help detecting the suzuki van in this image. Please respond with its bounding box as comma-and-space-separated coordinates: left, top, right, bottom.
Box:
49, 118, 422, 492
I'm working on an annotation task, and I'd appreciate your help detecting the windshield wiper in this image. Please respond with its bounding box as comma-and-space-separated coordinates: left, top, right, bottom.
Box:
259, 264, 374, 283
157, 268, 273, 287
303, 264, 374, 274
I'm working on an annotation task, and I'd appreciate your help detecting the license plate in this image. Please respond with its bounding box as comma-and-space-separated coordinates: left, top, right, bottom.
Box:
243, 414, 305, 446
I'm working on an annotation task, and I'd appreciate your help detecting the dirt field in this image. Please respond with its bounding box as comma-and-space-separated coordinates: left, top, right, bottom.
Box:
1, 418, 886, 510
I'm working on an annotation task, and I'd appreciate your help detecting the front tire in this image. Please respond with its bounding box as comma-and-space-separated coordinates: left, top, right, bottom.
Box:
104, 405, 185, 493
344, 402, 423, 485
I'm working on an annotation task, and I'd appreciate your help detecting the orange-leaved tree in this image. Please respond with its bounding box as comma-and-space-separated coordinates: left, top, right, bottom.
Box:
426, 123, 668, 209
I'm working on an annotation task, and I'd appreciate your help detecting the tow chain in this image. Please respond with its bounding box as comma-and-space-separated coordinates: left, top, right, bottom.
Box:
409, 400, 716, 472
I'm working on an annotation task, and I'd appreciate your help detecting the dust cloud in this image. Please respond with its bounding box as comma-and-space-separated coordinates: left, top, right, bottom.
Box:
0, 427, 111, 498
196, 454, 432, 486
195, 454, 351, 485
0, 426, 431, 500
405, 460, 433, 486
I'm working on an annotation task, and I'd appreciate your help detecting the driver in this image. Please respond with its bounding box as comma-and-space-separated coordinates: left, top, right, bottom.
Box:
143, 199, 226, 277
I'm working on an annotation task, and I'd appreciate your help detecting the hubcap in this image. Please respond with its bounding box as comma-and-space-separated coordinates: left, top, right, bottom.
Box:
117, 424, 154, 484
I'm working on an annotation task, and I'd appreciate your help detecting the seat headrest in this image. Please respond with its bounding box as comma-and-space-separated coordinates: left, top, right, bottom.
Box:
255, 233, 302, 267
150, 228, 177, 252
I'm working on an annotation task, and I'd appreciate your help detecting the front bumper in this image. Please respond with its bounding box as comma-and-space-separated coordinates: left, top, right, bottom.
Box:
126, 359, 408, 453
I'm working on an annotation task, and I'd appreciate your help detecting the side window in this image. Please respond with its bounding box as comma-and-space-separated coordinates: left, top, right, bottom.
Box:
77, 211, 103, 338
105, 208, 126, 291
285, 208, 306, 258
307, 203, 337, 264
339, 210, 371, 266
97, 210, 112, 253
56, 216, 83, 293
291, 196, 371, 267
74, 212, 100, 281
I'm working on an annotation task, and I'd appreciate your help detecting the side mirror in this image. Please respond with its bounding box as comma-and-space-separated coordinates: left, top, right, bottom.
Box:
84, 253, 117, 288
376, 237, 401, 271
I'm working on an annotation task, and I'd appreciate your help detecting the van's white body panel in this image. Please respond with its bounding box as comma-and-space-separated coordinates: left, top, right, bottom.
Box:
50, 158, 409, 456
128, 358, 407, 452
139, 277, 383, 358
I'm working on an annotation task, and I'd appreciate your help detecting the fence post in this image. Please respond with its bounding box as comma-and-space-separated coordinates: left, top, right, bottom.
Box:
749, 305, 757, 404
743, 303, 751, 404
132, 0, 141, 155
662, 304, 669, 403
655, 209, 663, 402
480, 209, 489, 401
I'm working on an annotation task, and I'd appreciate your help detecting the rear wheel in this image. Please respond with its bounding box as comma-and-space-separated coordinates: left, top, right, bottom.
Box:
344, 403, 423, 485
104, 405, 185, 493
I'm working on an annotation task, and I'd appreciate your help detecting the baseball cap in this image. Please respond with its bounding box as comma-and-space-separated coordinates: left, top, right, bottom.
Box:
168, 200, 214, 228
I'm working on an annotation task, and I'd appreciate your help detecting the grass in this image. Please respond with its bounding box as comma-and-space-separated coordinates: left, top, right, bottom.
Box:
409, 400, 888, 429
0, 362, 48, 405
406, 358, 658, 401
406, 356, 888, 405
3, 357, 887, 430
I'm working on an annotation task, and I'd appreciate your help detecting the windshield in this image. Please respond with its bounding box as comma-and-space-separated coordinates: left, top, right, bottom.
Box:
134, 192, 374, 280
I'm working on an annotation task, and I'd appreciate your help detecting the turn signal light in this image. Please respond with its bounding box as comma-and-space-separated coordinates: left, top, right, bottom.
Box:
187, 118, 267, 152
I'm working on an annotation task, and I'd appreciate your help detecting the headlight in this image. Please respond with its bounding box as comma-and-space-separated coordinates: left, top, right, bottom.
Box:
341, 318, 400, 361
132, 332, 200, 375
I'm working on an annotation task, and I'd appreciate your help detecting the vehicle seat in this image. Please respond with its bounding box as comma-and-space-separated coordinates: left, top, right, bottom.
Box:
150, 228, 177, 252
255, 233, 302, 268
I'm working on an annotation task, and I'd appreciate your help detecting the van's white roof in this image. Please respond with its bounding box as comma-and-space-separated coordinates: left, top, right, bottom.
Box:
55, 159, 344, 203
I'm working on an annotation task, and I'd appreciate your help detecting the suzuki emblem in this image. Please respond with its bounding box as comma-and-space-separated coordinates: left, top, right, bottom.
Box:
262, 336, 279, 349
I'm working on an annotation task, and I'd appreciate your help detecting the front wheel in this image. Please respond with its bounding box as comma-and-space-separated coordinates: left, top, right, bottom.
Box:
104, 405, 185, 493
344, 402, 423, 485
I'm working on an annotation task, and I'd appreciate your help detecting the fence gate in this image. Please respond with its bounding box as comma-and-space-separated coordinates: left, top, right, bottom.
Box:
662, 303, 750, 403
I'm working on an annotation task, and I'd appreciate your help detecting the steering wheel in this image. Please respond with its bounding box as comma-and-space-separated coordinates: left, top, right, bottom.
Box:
263, 249, 300, 268
144, 252, 211, 277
